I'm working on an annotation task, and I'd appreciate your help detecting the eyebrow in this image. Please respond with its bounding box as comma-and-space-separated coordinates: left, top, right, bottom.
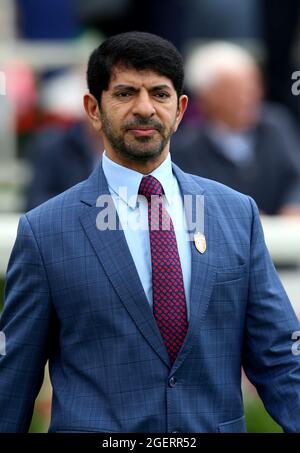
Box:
112, 84, 173, 92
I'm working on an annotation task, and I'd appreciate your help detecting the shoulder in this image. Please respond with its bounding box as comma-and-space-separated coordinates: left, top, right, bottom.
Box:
260, 102, 299, 132
25, 179, 86, 235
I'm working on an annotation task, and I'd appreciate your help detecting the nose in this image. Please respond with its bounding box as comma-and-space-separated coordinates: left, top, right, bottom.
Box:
132, 90, 155, 118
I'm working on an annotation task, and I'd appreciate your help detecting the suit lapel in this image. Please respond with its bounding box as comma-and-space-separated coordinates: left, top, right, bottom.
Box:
170, 164, 218, 373
79, 163, 170, 367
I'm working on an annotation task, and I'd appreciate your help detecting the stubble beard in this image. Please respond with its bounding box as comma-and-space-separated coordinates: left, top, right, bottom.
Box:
100, 109, 175, 163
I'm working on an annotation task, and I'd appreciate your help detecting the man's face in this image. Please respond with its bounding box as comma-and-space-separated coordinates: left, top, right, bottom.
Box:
85, 66, 187, 167
200, 65, 263, 131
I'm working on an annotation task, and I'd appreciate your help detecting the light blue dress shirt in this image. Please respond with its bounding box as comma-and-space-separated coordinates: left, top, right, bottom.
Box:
102, 151, 192, 319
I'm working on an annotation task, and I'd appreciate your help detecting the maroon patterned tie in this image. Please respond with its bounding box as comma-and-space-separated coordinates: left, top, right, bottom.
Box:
139, 175, 188, 364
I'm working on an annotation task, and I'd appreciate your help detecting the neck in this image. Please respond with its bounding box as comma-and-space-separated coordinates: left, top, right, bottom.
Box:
105, 148, 170, 175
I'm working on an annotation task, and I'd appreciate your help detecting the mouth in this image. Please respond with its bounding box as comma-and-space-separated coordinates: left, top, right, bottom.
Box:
129, 127, 156, 137
127, 127, 158, 137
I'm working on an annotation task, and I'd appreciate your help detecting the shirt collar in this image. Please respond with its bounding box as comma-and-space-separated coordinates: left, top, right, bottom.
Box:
102, 151, 175, 209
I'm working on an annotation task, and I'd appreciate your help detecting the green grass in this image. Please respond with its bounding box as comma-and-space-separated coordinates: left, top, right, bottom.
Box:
245, 396, 282, 433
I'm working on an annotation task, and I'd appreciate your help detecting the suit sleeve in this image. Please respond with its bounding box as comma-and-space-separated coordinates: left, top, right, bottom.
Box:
0, 214, 53, 432
242, 197, 300, 432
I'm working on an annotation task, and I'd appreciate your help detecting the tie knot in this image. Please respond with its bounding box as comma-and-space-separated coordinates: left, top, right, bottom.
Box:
138, 175, 164, 201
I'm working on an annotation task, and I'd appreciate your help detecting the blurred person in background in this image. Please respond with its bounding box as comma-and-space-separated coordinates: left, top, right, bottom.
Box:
172, 42, 300, 216
25, 68, 102, 210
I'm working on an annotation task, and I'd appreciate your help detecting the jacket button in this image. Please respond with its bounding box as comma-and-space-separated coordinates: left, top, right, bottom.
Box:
169, 376, 177, 387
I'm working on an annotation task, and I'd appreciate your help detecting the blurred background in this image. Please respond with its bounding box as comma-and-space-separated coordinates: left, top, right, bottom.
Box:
0, 0, 300, 433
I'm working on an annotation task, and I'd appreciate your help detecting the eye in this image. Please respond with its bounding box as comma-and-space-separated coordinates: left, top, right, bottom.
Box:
154, 92, 170, 99
116, 92, 132, 98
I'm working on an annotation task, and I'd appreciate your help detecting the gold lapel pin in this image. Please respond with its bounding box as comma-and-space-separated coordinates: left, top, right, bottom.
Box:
194, 232, 206, 254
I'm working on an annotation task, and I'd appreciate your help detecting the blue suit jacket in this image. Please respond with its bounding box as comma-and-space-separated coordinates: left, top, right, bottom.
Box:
1, 161, 300, 433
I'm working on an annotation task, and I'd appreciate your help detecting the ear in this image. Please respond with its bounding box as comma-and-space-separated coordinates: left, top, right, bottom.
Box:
83, 93, 103, 132
174, 95, 188, 132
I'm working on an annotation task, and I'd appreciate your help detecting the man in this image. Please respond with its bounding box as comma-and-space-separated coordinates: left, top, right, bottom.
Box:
1, 32, 300, 433
172, 42, 300, 216
25, 120, 98, 210
25, 68, 101, 210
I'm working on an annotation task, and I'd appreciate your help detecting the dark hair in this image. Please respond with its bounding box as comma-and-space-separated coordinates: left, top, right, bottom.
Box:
86, 31, 184, 103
